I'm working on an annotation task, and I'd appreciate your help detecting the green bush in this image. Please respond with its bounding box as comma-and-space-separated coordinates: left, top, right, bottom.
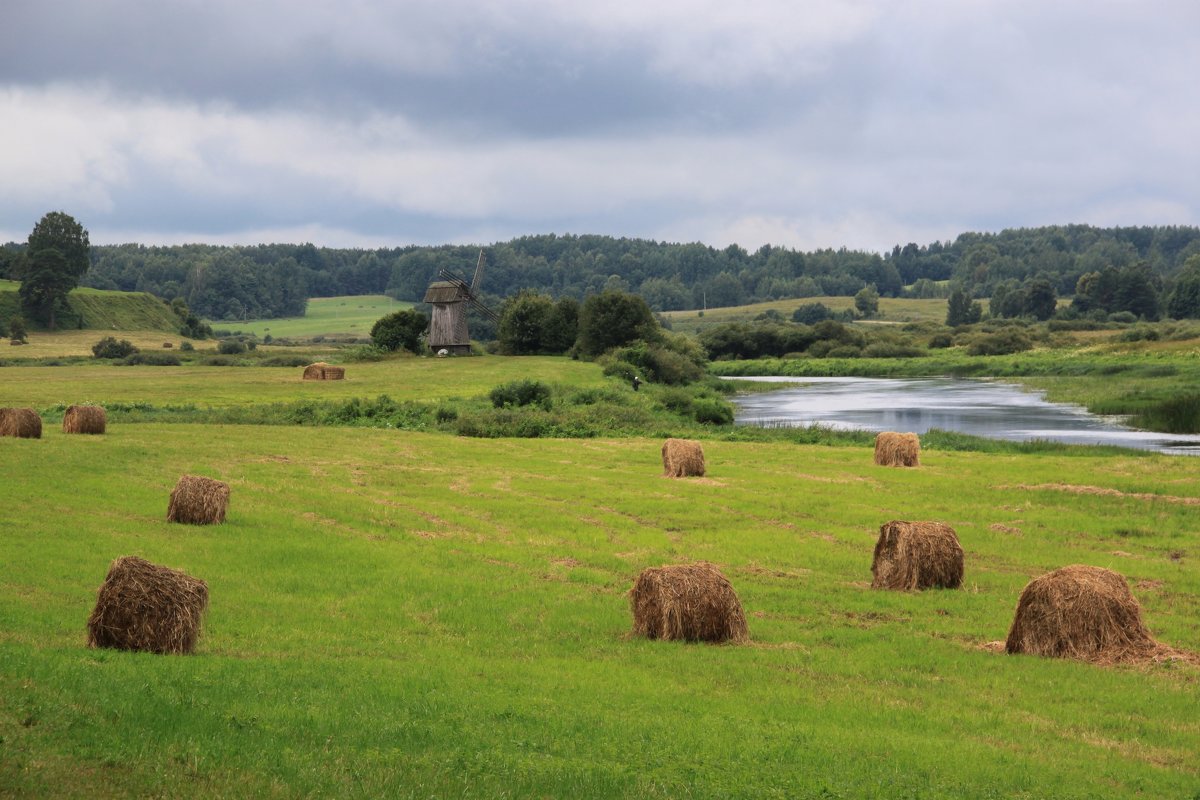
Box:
825, 345, 862, 358
179, 341, 195, 352
693, 398, 734, 425
218, 339, 246, 355
92, 336, 139, 359
120, 352, 181, 366
657, 388, 695, 415
928, 333, 954, 348
489, 379, 553, 410
966, 329, 1033, 356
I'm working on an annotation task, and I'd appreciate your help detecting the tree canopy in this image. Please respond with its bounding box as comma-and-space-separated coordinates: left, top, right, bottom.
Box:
18, 211, 90, 329
370, 309, 429, 353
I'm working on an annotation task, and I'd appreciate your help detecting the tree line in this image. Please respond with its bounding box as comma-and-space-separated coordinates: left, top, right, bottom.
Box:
4, 223, 1200, 322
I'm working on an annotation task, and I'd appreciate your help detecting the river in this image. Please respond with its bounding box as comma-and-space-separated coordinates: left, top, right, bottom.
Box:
729, 376, 1200, 455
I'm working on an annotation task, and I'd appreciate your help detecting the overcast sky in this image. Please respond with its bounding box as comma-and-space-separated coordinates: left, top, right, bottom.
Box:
2, 1, 1197, 252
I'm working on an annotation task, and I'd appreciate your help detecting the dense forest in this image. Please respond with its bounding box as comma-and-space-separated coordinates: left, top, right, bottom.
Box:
3, 225, 1199, 321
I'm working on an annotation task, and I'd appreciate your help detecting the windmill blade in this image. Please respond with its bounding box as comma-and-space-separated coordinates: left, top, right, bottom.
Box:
468, 294, 500, 322
470, 249, 486, 292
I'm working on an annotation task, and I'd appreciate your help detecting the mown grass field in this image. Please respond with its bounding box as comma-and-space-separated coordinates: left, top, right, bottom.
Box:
0, 357, 606, 409
2, 357, 1199, 798
220, 295, 414, 339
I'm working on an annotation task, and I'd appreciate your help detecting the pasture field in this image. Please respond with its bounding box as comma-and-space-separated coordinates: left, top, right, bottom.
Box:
219, 295, 414, 339
0, 357, 606, 410
2, 359, 1199, 797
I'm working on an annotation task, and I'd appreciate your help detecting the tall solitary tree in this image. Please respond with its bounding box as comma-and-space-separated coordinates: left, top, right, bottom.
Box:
18, 211, 90, 329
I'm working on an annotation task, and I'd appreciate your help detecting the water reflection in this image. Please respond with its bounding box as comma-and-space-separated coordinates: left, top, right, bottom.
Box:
730, 376, 1200, 455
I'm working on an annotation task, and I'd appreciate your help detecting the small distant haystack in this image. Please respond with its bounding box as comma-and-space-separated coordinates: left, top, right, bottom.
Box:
87, 555, 208, 654
874, 431, 920, 467
871, 520, 964, 590
662, 438, 706, 478
62, 405, 107, 435
163, 342, 174, 348
0, 407, 42, 439
1005, 565, 1159, 664
630, 562, 748, 643
302, 362, 345, 380
167, 475, 230, 525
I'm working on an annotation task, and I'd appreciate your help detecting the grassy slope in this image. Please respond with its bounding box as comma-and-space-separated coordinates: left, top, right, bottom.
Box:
218, 295, 414, 339
2, 359, 1199, 798
0, 280, 179, 333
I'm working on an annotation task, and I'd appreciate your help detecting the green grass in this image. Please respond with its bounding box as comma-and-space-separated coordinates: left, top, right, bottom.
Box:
0, 356, 606, 409
661, 296, 970, 335
3, 357, 1200, 796
219, 295, 414, 339
0, 281, 179, 332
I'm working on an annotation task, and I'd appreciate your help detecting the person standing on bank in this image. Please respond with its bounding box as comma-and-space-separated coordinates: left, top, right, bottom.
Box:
632, 376, 642, 391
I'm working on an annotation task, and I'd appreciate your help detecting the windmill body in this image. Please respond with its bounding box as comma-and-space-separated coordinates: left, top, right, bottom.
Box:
422, 250, 499, 355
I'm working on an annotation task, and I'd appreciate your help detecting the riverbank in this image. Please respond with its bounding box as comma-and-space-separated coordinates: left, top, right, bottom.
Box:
709, 349, 1200, 434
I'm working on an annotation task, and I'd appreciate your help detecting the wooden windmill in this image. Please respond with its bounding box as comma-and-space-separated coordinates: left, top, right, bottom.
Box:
422, 249, 499, 355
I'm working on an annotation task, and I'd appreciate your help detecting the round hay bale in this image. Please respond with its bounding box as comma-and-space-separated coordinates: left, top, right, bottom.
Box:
163, 342, 174, 348
871, 520, 964, 590
62, 404, 107, 435
630, 562, 748, 643
167, 474, 230, 525
1004, 565, 1158, 663
86, 555, 208, 654
874, 431, 920, 467
302, 362, 346, 380
0, 407, 42, 439
661, 438, 706, 478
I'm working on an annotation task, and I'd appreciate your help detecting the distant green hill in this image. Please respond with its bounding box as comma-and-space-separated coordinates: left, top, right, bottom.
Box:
0, 280, 180, 332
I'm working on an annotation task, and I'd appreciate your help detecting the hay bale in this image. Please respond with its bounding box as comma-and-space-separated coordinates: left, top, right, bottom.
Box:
302, 362, 345, 380
662, 438, 706, 478
871, 520, 964, 590
86, 555, 208, 654
163, 342, 174, 348
0, 407, 42, 439
1004, 565, 1159, 664
874, 431, 920, 466
167, 475, 230, 525
62, 404, 107, 435
630, 562, 748, 643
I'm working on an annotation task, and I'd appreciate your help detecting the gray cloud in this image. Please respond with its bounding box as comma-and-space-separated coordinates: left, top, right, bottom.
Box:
1, 1, 1197, 251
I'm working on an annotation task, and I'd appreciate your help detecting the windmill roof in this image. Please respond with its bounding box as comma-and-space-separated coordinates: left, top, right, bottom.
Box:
423, 282, 469, 303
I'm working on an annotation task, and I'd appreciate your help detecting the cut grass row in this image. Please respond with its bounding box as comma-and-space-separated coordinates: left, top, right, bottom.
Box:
2, 422, 1198, 797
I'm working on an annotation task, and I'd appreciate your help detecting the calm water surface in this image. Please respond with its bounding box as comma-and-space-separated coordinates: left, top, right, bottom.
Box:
730, 376, 1200, 455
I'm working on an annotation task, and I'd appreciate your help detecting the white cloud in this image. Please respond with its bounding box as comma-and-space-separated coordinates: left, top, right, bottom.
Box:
1, 2, 1197, 250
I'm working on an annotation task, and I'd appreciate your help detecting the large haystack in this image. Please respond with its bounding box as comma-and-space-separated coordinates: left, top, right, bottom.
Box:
0, 407, 42, 439
871, 520, 964, 590
87, 555, 208, 654
167, 475, 230, 525
874, 431, 920, 467
62, 404, 107, 435
1004, 565, 1159, 664
662, 438, 706, 478
302, 362, 346, 380
630, 562, 748, 643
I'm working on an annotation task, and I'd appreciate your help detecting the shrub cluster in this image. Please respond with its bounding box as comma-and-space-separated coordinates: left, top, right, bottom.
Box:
92, 336, 139, 359
489, 379, 553, 410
